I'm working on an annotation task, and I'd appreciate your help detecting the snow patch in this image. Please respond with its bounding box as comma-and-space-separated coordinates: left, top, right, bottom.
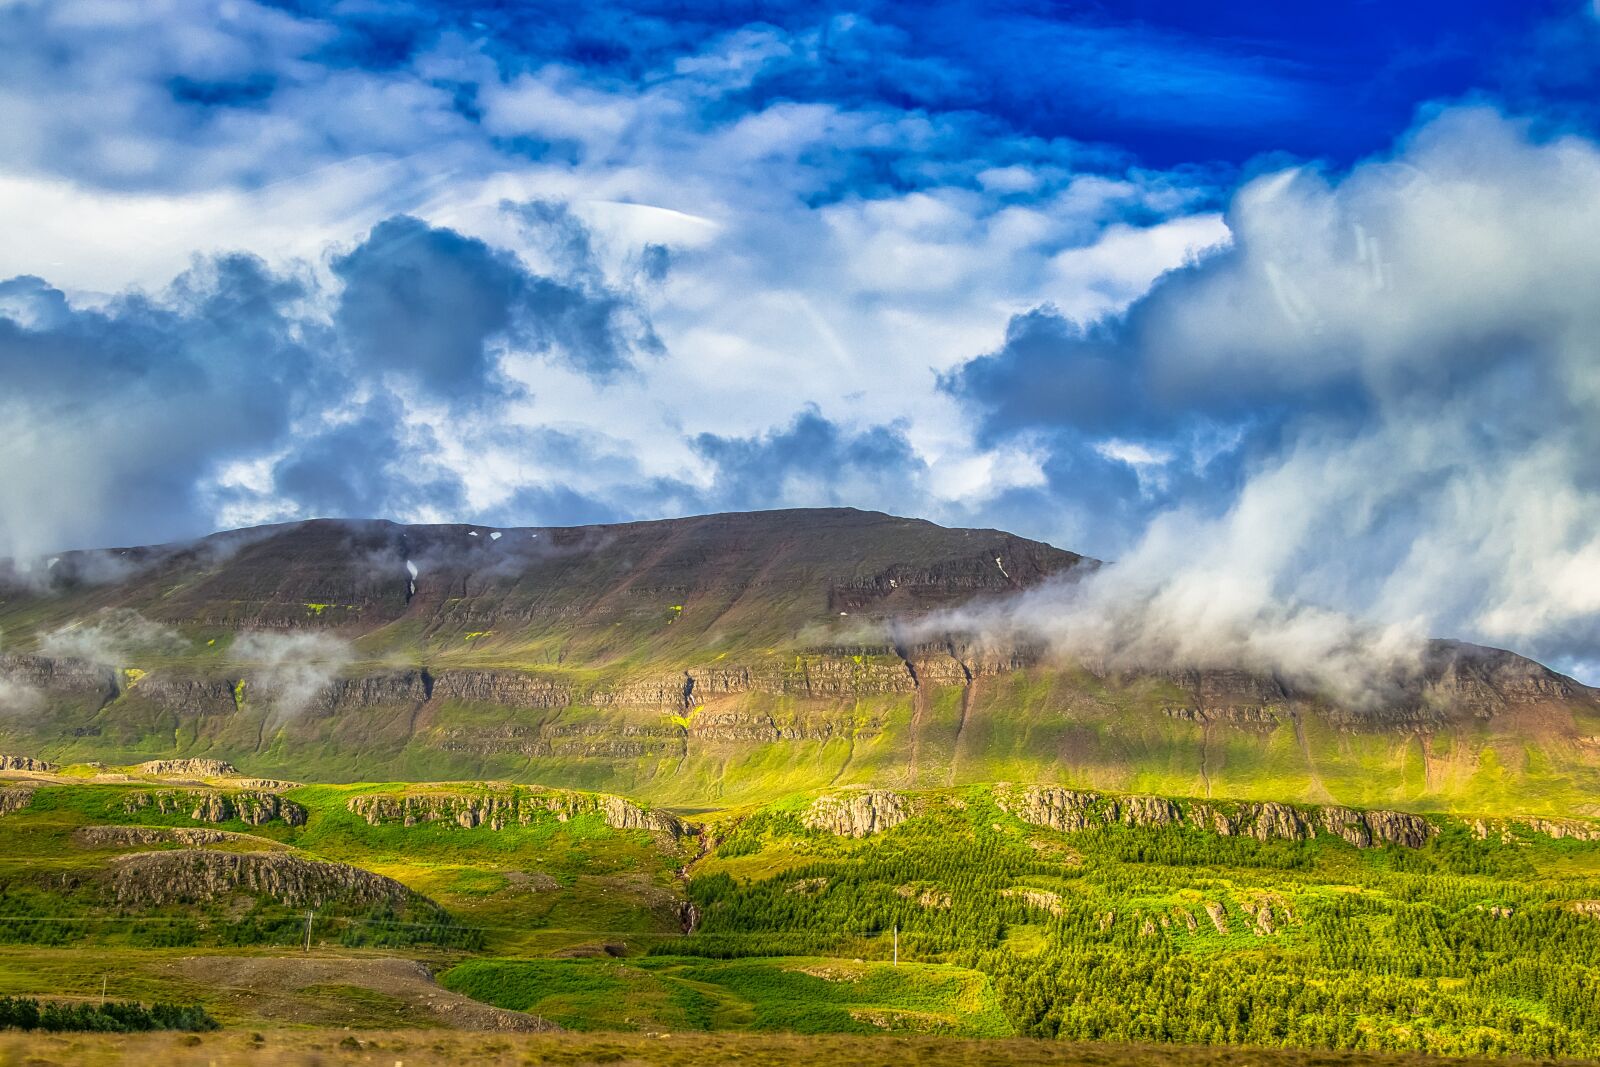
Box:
995, 557, 1011, 579
489, 531, 502, 541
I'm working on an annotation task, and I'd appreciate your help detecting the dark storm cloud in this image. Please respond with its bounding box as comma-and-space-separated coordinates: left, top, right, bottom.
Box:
0, 206, 662, 560
332, 213, 655, 393
691, 409, 928, 513
0, 254, 322, 559
333, 217, 532, 396
266, 392, 469, 520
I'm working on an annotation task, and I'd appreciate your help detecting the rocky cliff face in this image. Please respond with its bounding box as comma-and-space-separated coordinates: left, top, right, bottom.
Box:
108, 850, 419, 909
997, 786, 1436, 849
121, 789, 306, 826
801, 790, 911, 837
346, 788, 686, 839
11, 637, 1584, 730
136, 758, 238, 778
73, 825, 288, 850
0, 786, 32, 816
1470, 816, 1600, 843
0, 755, 55, 773
0, 654, 116, 702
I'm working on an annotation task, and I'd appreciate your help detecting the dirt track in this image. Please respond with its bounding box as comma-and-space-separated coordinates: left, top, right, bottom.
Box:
167, 955, 554, 1031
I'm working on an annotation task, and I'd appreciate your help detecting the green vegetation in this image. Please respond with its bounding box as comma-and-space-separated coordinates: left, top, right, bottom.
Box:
672, 789, 1600, 1058
0, 996, 217, 1033
439, 956, 1010, 1036
2, 773, 1600, 1056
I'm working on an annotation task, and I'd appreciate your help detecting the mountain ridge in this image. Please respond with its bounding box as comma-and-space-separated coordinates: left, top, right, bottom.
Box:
1, 508, 1596, 814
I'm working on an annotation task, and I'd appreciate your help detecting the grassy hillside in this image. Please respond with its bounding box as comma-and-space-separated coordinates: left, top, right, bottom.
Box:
2, 773, 1600, 1057
2, 508, 1597, 816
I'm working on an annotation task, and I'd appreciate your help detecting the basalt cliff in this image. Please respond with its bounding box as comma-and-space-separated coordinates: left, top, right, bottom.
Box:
1, 508, 1596, 813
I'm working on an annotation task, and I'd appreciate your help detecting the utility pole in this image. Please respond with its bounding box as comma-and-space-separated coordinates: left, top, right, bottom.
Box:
303, 909, 315, 953
893, 924, 899, 966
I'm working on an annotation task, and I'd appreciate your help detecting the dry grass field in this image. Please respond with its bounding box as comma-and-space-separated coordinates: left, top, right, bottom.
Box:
3, 1030, 1597, 1067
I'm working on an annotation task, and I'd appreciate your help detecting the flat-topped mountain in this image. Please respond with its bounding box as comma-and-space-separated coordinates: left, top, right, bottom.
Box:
2, 508, 1083, 659
1, 508, 1595, 813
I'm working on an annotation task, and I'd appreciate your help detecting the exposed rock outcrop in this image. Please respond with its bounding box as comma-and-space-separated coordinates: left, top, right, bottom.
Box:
109, 850, 417, 908
121, 789, 307, 826
0, 786, 33, 816
1350, 808, 1434, 848
136, 758, 238, 778
73, 825, 289, 850
1001, 887, 1063, 915
995, 787, 1108, 831
1000, 786, 1436, 849
1469, 816, 1600, 843
0, 654, 117, 701
346, 788, 686, 839
1122, 795, 1183, 828
802, 789, 910, 837
0, 755, 55, 773
231, 778, 299, 792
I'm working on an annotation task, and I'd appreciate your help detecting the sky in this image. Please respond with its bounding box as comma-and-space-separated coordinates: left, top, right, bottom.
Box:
3, 0, 1600, 681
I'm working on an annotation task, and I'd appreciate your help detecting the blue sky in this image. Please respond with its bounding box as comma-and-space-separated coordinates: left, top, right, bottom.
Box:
3, 0, 1600, 680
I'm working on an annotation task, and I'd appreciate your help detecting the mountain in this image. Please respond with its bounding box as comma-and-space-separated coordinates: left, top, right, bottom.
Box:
1, 508, 1596, 812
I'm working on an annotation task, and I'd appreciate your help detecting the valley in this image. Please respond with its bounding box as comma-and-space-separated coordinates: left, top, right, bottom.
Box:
1, 509, 1598, 1062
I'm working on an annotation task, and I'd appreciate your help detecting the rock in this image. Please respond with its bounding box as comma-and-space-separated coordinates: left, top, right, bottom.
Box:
137, 758, 239, 778
1122, 795, 1182, 828
1319, 807, 1373, 847
73, 825, 289, 850
1000, 887, 1062, 916
997, 786, 1106, 832
0, 786, 34, 816
1002, 785, 1439, 851
1236, 802, 1310, 842
801, 789, 910, 837
347, 787, 686, 839
1361, 809, 1435, 848
1204, 902, 1228, 935
0, 755, 56, 773
1523, 818, 1600, 842
897, 885, 952, 909
121, 789, 307, 827
231, 778, 299, 791
108, 850, 421, 909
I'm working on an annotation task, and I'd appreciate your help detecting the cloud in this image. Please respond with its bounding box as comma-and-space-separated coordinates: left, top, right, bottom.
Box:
38, 610, 187, 667
332, 211, 657, 391
691, 409, 928, 513
946, 106, 1600, 680
0, 630, 42, 715
229, 631, 353, 718
0, 256, 319, 560
0, 206, 671, 557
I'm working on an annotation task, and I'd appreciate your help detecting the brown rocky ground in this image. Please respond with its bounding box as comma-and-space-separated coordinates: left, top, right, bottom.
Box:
165, 955, 551, 1032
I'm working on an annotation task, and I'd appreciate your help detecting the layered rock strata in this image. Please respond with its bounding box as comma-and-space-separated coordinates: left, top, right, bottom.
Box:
347, 788, 686, 838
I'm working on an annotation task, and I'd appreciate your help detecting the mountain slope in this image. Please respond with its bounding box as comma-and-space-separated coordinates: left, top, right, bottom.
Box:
1, 508, 1596, 814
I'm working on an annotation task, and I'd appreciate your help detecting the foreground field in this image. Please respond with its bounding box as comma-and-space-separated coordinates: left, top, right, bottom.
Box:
3, 1030, 1598, 1067
5, 767, 1600, 1059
